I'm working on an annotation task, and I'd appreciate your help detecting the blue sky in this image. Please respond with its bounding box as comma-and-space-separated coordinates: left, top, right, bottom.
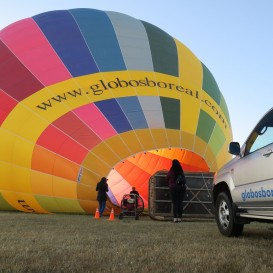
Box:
1, 0, 273, 145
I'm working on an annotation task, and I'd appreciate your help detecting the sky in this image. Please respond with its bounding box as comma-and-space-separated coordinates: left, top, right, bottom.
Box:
1, 0, 273, 145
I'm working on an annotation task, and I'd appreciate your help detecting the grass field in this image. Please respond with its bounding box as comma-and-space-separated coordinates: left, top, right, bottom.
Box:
0, 212, 273, 273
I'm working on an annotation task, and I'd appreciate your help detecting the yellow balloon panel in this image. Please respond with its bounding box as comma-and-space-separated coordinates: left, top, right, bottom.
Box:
1, 191, 48, 213
150, 129, 169, 149
0, 130, 18, 163
31, 171, 53, 196
119, 131, 145, 155
0, 162, 13, 191
166, 129, 181, 148
181, 95, 200, 135
82, 152, 111, 178
193, 137, 208, 158
181, 131, 195, 151
174, 38, 203, 90
35, 195, 84, 213
134, 130, 156, 151
104, 136, 132, 160
32, 146, 79, 181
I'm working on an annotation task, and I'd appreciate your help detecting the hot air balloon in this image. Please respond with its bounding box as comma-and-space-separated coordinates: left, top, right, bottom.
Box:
0, 8, 232, 214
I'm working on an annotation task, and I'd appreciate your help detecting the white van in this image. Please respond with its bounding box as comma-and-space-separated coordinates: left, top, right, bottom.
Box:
212, 107, 273, 236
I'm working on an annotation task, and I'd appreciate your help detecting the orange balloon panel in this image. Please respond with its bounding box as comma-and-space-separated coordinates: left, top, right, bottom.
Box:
108, 149, 209, 207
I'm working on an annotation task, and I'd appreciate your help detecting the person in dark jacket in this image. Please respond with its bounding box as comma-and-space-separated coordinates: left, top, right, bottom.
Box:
130, 187, 139, 196
96, 177, 109, 217
129, 186, 140, 209
166, 159, 186, 223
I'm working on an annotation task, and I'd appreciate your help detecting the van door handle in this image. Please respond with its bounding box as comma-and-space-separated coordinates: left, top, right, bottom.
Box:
263, 149, 273, 157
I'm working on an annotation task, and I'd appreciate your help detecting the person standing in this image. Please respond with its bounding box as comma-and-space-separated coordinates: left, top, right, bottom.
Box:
129, 186, 140, 209
166, 159, 186, 223
96, 177, 109, 217
130, 187, 139, 196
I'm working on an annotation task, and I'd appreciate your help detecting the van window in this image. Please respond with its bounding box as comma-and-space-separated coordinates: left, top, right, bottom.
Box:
248, 125, 273, 154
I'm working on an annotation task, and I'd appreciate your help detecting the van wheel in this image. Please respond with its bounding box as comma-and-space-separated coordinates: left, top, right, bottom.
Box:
215, 192, 244, 237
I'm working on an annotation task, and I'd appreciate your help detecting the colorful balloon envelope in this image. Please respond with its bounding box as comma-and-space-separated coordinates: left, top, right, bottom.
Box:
0, 8, 232, 213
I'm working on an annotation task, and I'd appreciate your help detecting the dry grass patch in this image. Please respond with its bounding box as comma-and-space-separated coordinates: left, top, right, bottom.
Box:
0, 212, 273, 273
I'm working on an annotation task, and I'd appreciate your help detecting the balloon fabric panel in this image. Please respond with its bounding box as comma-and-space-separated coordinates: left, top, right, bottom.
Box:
0, 18, 71, 86
202, 63, 221, 104
141, 21, 179, 77
160, 97, 180, 130
53, 112, 101, 150
219, 94, 231, 126
208, 123, 226, 156
138, 96, 165, 129
119, 131, 144, 154
106, 11, 154, 71
150, 129, 169, 148
36, 125, 88, 164
32, 146, 79, 181
0, 91, 17, 125
104, 136, 132, 159
0, 194, 16, 210
196, 110, 216, 143
95, 99, 132, 133
70, 9, 126, 72
33, 10, 99, 77
73, 104, 116, 140
117, 97, 148, 129
0, 41, 44, 101
175, 38, 203, 90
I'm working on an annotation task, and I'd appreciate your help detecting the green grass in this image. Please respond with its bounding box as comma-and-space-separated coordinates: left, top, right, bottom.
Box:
0, 212, 273, 273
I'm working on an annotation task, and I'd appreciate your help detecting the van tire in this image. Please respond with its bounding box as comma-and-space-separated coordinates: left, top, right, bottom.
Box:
215, 192, 244, 237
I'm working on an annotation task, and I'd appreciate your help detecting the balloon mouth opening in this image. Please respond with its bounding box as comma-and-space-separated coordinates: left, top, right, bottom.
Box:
106, 148, 209, 207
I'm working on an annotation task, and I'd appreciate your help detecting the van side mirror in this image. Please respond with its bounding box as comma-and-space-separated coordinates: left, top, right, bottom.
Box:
228, 142, 240, 155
